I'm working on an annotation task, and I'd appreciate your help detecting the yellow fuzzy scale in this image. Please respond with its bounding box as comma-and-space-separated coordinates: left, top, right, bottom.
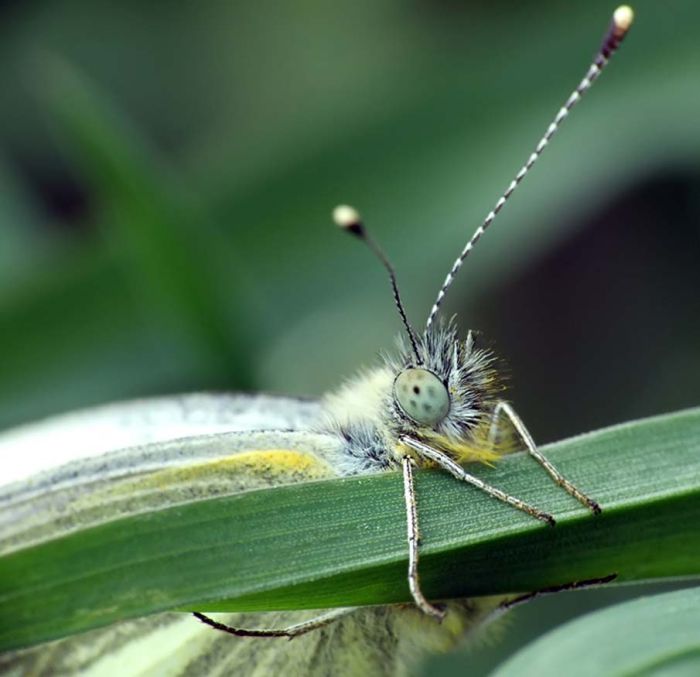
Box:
420, 429, 503, 467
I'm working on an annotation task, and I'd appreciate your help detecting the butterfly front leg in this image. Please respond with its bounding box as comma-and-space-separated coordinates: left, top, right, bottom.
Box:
488, 400, 601, 515
400, 437, 555, 525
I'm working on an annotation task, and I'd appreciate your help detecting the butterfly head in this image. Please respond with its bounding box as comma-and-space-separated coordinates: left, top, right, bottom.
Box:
385, 321, 501, 445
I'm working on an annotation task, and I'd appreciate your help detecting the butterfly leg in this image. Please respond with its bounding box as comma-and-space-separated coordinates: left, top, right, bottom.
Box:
500, 573, 617, 611
401, 456, 446, 621
193, 608, 352, 640
401, 437, 555, 526
489, 401, 601, 514
467, 573, 618, 641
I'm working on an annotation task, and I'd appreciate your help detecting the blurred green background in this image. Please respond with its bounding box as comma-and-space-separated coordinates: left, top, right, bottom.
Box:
1, 0, 698, 674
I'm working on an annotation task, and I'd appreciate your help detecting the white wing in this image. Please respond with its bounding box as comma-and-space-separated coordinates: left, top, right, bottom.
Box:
0, 393, 332, 555
0, 392, 322, 488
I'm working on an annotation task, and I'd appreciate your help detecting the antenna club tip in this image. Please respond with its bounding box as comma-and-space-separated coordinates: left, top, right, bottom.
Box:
613, 5, 634, 33
333, 204, 362, 229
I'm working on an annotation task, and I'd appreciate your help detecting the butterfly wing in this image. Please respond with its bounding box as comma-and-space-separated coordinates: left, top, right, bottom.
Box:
0, 392, 323, 489
0, 393, 339, 556
0, 393, 358, 674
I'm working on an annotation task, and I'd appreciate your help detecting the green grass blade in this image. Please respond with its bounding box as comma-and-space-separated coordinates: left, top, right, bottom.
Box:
39, 58, 254, 388
491, 585, 700, 677
1, 407, 700, 652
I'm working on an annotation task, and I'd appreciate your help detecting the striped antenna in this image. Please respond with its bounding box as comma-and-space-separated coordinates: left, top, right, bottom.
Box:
333, 204, 423, 364
425, 5, 635, 329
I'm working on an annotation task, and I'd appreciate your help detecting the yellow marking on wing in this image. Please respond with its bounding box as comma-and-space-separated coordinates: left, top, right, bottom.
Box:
183, 450, 335, 480
108, 450, 336, 498
20, 450, 337, 552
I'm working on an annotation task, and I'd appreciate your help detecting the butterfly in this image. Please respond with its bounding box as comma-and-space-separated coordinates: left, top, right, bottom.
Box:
0, 6, 633, 676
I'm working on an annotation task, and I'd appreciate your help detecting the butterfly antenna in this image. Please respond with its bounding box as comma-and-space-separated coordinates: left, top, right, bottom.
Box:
333, 204, 422, 364
425, 5, 635, 329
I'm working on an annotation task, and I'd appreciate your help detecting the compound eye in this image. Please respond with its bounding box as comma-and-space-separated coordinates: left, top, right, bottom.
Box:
394, 368, 450, 426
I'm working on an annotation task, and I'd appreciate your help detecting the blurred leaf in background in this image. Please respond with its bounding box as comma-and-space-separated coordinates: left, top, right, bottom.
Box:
0, 1, 698, 675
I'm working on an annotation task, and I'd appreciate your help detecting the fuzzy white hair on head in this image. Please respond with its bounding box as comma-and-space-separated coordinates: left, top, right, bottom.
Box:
385, 319, 501, 440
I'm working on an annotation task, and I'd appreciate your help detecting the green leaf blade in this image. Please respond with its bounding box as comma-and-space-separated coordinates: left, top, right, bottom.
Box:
1, 407, 700, 652
491, 586, 700, 677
